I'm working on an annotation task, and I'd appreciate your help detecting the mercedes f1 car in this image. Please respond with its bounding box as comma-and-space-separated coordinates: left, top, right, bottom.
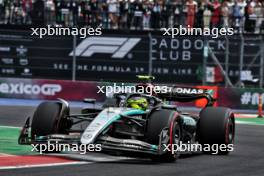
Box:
18, 86, 235, 162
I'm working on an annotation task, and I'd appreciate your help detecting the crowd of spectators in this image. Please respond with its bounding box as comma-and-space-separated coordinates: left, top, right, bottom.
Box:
0, 0, 264, 33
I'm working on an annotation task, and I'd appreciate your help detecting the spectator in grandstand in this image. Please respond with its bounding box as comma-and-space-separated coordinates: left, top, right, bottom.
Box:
211, 0, 221, 28
131, 0, 144, 29
244, 1, 251, 32
151, 0, 161, 29
196, 0, 206, 28
0, 0, 3, 23
45, 0, 55, 25
98, 0, 108, 28
221, 1, 230, 28
54, 0, 62, 25
142, 0, 151, 29
203, 0, 212, 28
108, 0, 119, 29
31, 0, 44, 25
238, 0, 247, 31
244, 0, 256, 32
254, 0, 263, 33
79, 0, 87, 26
186, 0, 197, 28
182, 1, 187, 26
89, 0, 99, 27
69, 0, 78, 26
119, 0, 129, 29
232, 0, 243, 31
8, 0, 15, 24
12, 0, 24, 24
261, 1, 264, 31
226, 0, 234, 11
169, 0, 180, 27
1, 0, 264, 34
226, 0, 234, 26
3, 0, 11, 24
166, 0, 174, 28
160, 0, 170, 28
22, 0, 32, 24
60, 0, 71, 26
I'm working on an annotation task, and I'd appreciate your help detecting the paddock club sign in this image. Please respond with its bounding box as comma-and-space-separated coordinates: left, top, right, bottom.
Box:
150, 37, 225, 63
71, 35, 226, 83
0, 29, 226, 83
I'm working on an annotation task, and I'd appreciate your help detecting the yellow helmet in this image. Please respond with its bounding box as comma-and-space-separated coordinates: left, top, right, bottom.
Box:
127, 97, 148, 110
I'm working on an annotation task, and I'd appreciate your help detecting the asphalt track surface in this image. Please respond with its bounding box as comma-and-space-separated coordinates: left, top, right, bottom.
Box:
0, 104, 264, 176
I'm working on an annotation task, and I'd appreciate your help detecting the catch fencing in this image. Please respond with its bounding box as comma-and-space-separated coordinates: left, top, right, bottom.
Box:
0, 27, 263, 87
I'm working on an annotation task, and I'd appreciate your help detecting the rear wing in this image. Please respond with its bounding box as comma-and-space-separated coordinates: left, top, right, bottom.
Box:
157, 87, 216, 106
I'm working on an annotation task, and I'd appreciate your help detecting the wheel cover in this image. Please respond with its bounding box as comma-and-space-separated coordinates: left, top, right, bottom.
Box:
226, 118, 234, 144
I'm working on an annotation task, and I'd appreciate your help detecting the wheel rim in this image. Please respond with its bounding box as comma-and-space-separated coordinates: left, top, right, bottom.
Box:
174, 123, 181, 145
227, 118, 234, 143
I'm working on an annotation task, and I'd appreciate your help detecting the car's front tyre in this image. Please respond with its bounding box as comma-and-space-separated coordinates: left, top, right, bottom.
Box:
147, 109, 181, 162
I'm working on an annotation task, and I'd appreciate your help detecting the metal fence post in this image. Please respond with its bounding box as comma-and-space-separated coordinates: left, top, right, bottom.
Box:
260, 35, 264, 88
72, 35, 77, 81
148, 33, 153, 78
225, 35, 229, 87
202, 37, 208, 85
239, 34, 244, 87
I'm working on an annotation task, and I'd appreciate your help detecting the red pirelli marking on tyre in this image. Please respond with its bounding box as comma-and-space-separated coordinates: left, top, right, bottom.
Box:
169, 112, 179, 151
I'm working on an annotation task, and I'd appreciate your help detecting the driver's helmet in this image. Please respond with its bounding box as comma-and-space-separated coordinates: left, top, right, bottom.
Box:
127, 97, 148, 110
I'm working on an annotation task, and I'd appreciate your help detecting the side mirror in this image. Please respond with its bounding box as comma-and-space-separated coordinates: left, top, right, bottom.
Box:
83, 98, 96, 104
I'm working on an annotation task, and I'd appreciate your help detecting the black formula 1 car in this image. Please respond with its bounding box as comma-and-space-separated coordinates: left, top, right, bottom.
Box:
19, 86, 235, 162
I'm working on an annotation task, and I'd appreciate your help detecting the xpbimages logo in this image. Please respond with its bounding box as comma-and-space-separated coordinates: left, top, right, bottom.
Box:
31, 25, 102, 39
0, 83, 61, 96
162, 25, 234, 38
97, 83, 205, 97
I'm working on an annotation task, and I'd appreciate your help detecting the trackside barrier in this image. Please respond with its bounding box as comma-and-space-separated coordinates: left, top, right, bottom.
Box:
0, 77, 264, 111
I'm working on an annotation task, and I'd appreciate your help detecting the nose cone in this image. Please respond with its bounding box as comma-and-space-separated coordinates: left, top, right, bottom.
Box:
80, 108, 123, 144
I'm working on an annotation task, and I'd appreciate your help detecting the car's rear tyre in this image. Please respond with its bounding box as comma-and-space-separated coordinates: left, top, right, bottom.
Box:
147, 109, 181, 162
198, 107, 235, 155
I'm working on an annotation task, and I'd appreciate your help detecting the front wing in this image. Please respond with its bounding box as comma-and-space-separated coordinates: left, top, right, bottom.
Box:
18, 119, 170, 156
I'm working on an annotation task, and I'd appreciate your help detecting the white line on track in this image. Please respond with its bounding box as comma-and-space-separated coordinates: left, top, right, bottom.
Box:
0, 161, 91, 170
0, 125, 21, 129
234, 114, 258, 118
235, 121, 264, 125
0, 153, 15, 157
50, 152, 133, 162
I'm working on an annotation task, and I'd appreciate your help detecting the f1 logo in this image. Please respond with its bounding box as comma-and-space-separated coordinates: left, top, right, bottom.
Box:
69, 37, 141, 59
